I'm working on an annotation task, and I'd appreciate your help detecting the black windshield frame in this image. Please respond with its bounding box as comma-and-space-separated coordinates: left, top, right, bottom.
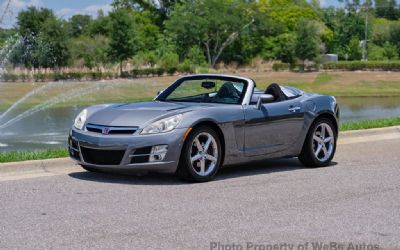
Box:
156, 75, 248, 105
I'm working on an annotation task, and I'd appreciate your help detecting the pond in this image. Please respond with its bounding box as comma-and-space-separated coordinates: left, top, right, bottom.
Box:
0, 97, 399, 151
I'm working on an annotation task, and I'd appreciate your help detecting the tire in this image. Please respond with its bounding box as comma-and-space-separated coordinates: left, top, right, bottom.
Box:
299, 118, 337, 167
80, 165, 102, 173
176, 126, 222, 182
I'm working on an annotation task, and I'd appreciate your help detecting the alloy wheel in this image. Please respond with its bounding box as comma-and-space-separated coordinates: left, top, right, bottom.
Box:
312, 123, 335, 162
189, 132, 219, 176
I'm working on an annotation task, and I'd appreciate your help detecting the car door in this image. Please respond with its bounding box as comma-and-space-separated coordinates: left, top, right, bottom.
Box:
243, 98, 305, 156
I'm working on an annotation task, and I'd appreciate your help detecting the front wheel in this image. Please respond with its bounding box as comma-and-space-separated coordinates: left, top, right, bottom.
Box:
176, 126, 222, 182
299, 118, 337, 167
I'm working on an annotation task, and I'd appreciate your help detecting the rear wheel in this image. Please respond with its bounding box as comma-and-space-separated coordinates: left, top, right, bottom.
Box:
176, 126, 222, 182
299, 118, 337, 167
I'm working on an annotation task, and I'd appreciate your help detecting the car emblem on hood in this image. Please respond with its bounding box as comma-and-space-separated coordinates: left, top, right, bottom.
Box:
102, 127, 110, 135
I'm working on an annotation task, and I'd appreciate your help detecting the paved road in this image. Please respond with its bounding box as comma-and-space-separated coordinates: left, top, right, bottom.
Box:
1, 135, 400, 250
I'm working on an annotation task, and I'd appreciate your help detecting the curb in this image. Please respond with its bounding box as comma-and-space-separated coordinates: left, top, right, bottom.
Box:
0, 158, 76, 176
1, 125, 400, 175
340, 125, 400, 138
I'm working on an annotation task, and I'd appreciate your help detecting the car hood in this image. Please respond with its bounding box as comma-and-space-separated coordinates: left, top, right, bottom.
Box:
86, 101, 194, 127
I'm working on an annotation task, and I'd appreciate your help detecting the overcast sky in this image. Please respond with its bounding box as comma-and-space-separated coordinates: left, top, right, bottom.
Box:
0, 0, 346, 29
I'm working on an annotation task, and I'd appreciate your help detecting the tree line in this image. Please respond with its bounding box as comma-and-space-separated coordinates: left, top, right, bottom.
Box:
1, 0, 400, 74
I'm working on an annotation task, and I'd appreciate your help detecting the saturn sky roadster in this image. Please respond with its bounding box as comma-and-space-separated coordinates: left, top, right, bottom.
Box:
68, 74, 339, 182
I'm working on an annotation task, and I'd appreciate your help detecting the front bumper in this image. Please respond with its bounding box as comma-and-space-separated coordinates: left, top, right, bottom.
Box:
68, 127, 187, 173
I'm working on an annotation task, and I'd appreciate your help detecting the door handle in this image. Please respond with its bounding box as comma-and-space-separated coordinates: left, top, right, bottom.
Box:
288, 106, 301, 112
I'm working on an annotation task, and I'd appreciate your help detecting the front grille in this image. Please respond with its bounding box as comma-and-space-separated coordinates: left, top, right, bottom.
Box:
130, 146, 152, 164
86, 126, 102, 133
86, 124, 138, 135
108, 129, 137, 135
80, 147, 125, 165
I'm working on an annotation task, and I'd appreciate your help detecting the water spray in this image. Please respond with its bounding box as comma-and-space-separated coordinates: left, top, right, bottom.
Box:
0, 81, 112, 131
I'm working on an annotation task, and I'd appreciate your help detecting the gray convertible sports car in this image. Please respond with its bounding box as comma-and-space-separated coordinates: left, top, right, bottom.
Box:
69, 74, 339, 182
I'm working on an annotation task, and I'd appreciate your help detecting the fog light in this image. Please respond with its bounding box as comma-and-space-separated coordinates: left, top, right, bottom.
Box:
149, 145, 168, 162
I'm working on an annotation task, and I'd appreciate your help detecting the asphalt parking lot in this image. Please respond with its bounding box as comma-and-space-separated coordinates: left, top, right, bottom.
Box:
1, 130, 400, 250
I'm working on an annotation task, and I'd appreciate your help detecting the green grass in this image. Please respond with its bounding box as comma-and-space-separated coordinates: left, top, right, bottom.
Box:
0, 118, 399, 163
313, 72, 336, 85
340, 117, 400, 131
0, 148, 68, 163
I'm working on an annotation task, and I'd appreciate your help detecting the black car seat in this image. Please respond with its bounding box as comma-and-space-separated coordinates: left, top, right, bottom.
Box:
265, 83, 287, 102
216, 82, 240, 99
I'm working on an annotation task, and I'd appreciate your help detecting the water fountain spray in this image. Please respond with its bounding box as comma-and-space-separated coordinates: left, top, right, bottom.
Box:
0, 0, 12, 26
0, 81, 67, 123
0, 81, 111, 131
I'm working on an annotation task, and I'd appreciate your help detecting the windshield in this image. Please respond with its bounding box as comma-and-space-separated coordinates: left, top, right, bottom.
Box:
157, 77, 247, 104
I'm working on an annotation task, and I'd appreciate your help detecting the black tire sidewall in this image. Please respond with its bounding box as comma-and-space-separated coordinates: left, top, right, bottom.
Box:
179, 126, 222, 182
302, 118, 337, 167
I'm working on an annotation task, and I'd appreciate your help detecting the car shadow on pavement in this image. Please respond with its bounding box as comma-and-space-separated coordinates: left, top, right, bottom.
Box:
68, 158, 337, 185
217, 158, 337, 181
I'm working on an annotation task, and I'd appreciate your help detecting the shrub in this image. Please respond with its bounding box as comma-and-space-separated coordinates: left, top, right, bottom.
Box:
0, 71, 115, 82
158, 52, 179, 69
1, 73, 18, 82
368, 45, 386, 61
156, 68, 165, 76
186, 46, 207, 67
178, 60, 194, 73
272, 63, 290, 71
322, 61, 400, 71
166, 67, 177, 75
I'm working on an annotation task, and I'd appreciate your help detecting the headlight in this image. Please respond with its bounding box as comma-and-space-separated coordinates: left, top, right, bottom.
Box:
74, 109, 87, 130
141, 114, 182, 134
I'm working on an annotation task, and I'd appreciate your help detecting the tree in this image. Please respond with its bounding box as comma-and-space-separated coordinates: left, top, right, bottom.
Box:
371, 18, 391, 46
13, 7, 70, 68
322, 7, 365, 57
69, 35, 109, 69
68, 14, 92, 37
36, 18, 70, 68
382, 41, 398, 59
131, 11, 160, 52
186, 45, 207, 66
220, 3, 281, 65
17, 7, 54, 37
375, 0, 399, 20
261, 33, 296, 65
165, 0, 254, 68
389, 22, 400, 55
88, 10, 111, 37
295, 19, 320, 69
108, 9, 138, 75
259, 0, 319, 31
347, 36, 362, 60
112, 0, 182, 25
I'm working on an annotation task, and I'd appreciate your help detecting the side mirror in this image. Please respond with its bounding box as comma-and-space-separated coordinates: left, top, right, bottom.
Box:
256, 94, 274, 109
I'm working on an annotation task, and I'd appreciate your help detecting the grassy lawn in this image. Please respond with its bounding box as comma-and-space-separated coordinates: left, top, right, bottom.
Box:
0, 76, 176, 112
340, 117, 400, 131
246, 71, 400, 97
0, 148, 68, 163
2, 71, 400, 112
